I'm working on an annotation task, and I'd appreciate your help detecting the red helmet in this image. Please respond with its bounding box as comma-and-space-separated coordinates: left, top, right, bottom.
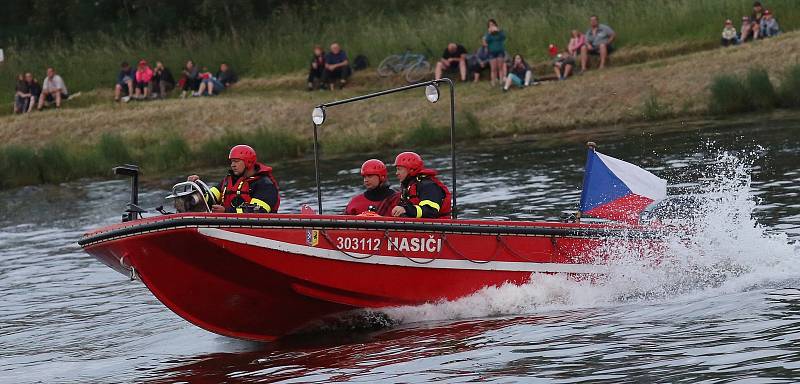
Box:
394, 151, 423, 175
229, 144, 257, 169
361, 159, 387, 178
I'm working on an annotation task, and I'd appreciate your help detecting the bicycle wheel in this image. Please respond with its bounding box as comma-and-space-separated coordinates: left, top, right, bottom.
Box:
404, 60, 431, 83
377, 55, 403, 77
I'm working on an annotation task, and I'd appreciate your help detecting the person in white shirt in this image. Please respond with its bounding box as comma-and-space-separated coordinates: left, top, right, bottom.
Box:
38, 67, 69, 110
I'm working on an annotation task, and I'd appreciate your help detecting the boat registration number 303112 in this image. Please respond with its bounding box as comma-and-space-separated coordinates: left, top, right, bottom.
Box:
333, 235, 443, 253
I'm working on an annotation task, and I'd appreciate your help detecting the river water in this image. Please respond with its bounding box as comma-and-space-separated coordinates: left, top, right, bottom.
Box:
2, 114, 800, 383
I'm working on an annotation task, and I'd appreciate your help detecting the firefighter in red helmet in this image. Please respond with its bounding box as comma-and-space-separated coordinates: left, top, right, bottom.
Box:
344, 159, 400, 216
390, 151, 452, 218
187, 144, 280, 213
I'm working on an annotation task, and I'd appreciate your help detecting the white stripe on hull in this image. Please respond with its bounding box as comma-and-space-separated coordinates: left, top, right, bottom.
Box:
198, 228, 609, 274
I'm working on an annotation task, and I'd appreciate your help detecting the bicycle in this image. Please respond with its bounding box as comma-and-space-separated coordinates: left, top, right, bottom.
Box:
377, 50, 432, 83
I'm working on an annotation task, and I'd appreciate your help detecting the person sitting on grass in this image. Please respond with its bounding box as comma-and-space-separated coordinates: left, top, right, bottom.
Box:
581, 15, 616, 71
484, 19, 507, 87
37, 67, 69, 110
197, 63, 238, 96
134, 60, 154, 100
467, 37, 491, 82
750, 1, 765, 39
153, 61, 175, 99
322, 43, 351, 90
568, 30, 586, 56
503, 54, 533, 92
553, 50, 576, 80
739, 16, 755, 42
721, 19, 739, 47
435, 42, 468, 82
25, 73, 41, 113
308, 45, 325, 91
760, 10, 780, 38
180, 60, 200, 98
115, 61, 135, 102
14, 74, 30, 114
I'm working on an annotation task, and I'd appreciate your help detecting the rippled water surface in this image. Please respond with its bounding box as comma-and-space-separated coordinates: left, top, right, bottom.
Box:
2, 114, 800, 383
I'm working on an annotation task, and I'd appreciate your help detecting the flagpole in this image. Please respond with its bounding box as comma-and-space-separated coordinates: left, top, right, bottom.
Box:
577, 141, 598, 223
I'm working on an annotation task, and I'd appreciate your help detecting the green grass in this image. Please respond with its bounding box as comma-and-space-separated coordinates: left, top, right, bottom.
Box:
2, 0, 799, 111
778, 64, 800, 108
709, 74, 751, 114
641, 93, 673, 121
708, 66, 795, 114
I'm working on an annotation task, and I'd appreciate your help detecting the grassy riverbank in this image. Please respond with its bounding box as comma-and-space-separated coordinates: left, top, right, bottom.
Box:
2, 0, 799, 102
1, 4, 800, 188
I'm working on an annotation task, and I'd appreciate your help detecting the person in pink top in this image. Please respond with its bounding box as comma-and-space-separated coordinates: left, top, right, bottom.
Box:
567, 30, 586, 56
134, 59, 154, 99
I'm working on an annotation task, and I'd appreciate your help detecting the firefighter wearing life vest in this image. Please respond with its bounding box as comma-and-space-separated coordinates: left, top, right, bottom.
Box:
390, 151, 452, 219
344, 159, 400, 216
187, 145, 280, 213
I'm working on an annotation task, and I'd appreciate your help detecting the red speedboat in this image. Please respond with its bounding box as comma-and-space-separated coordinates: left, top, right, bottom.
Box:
79, 81, 666, 341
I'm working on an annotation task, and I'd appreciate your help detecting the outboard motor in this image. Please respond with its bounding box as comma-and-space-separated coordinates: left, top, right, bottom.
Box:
166, 180, 215, 213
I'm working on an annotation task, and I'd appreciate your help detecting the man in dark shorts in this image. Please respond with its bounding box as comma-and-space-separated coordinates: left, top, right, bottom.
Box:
322, 43, 351, 90
435, 42, 468, 82
580, 15, 616, 71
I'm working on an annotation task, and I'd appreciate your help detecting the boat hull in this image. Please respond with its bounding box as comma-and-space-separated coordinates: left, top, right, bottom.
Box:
80, 213, 656, 341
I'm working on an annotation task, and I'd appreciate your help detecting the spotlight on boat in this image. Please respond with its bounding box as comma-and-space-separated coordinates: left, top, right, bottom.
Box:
312, 107, 326, 125
425, 84, 440, 103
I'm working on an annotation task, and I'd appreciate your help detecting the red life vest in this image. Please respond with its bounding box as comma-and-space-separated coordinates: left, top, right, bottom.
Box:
220, 163, 281, 212
403, 169, 452, 218
345, 189, 400, 216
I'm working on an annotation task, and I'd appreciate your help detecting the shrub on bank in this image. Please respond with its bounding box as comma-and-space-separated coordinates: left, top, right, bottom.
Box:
709, 74, 750, 114
708, 66, 800, 114
778, 64, 800, 108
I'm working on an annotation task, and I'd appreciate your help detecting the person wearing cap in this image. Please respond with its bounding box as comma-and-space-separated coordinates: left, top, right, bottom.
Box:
760, 10, 780, 38
721, 19, 739, 47
344, 159, 400, 216
390, 152, 452, 219
134, 59, 154, 99
187, 145, 280, 214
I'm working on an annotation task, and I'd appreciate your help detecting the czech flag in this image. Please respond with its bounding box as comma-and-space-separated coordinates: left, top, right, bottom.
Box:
579, 149, 667, 224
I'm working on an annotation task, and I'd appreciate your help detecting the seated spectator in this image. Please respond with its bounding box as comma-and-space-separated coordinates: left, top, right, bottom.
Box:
25, 73, 41, 113
152, 61, 175, 99
760, 10, 780, 37
568, 30, 586, 56
322, 43, 351, 90
721, 19, 739, 46
553, 51, 576, 80
197, 63, 238, 96
503, 54, 533, 92
193, 67, 213, 96
115, 61, 135, 102
740, 16, 755, 42
14, 74, 30, 114
37, 67, 69, 110
308, 45, 325, 91
580, 15, 616, 71
134, 60, 153, 100
751, 1, 765, 39
467, 37, 491, 82
435, 42, 468, 82
180, 60, 200, 98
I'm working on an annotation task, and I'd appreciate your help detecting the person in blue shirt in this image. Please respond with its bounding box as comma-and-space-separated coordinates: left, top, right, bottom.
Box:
322, 43, 352, 90
114, 61, 135, 102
